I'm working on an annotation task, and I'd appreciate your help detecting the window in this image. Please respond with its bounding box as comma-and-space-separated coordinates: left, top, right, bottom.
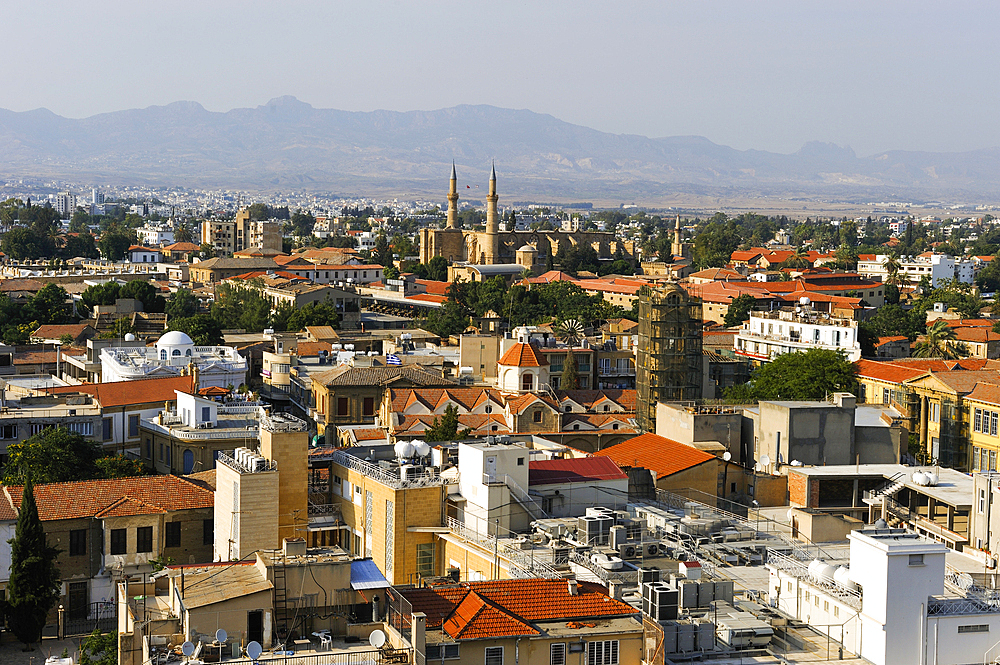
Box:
426, 644, 460, 660
834, 606, 839, 617
137, 526, 153, 553
517, 457, 524, 466
68, 422, 93, 436
160, 349, 167, 360
485, 647, 504, 665
69, 529, 87, 556
992, 450, 998, 472
522, 373, 533, 391
587, 640, 619, 665
111, 528, 127, 554
885, 388, 891, 405
337, 397, 349, 416
416, 543, 435, 577
203, 519, 214, 546
363, 397, 375, 417
165, 522, 181, 548
909, 554, 924, 566
533, 410, 542, 423
29, 423, 45, 436
0, 424, 16, 439
931, 402, 940, 423
172, 349, 181, 357
128, 414, 140, 437
976, 408, 983, 433
958, 624, 990, 633
550, 643, 567, 665
992, 411, 998, 436
981, 489, 987, 514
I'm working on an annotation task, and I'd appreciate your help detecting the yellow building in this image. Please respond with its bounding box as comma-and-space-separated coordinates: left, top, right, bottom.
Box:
313, 446, 446, 585
966, 383, 1000, 472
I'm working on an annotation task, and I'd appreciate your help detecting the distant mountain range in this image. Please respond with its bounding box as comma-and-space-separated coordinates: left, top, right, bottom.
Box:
1, 96, 999, 202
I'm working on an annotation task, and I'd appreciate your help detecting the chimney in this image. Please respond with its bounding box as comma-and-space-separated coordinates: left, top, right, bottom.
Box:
567, 579, 578, 596
411, 612, 426, 665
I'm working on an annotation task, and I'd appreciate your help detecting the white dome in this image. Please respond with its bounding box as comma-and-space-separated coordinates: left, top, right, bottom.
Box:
158, 331, 195, 347
517, 245, 536, 252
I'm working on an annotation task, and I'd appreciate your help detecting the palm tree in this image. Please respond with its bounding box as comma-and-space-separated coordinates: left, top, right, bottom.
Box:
556, 319, 585, 390
884, 252, 902, 287
781, 246, 810, 270
913, 320, 967, 359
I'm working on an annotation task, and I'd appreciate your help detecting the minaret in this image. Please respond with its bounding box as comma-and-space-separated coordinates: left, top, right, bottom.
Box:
446, 162, 459, 229
485, 163, 499, 264
672, 215, 685, 258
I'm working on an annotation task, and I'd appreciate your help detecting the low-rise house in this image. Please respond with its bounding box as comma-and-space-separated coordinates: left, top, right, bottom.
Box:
0, 474, 214, 622
390, 578, 642, 665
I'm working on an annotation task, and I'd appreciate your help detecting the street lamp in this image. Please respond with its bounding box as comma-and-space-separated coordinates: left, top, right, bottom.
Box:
752, 500, 760, 533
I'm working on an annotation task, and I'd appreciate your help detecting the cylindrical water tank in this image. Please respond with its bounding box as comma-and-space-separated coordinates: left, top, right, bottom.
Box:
926, 472, 939, 487
394, 440, 414, 458
912, 472, 928, 486
816, 563, 837, 583
414, 441, 431, 457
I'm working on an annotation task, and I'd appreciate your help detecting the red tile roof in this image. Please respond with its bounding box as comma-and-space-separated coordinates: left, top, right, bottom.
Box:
498, 342, 548, 367
966, 383, 1000, 406
593, 433, 716, 477
31, 323, 94, 340
529, 457, 627, 486
954, 328, 1000, 343
3, 475, 213, 522
407, 293, 448, 304
163, 242, 201, 252
443, 591, 539, 639
414, 279, 450, 296
43, 375, 197, 408
399, 578, 636, 635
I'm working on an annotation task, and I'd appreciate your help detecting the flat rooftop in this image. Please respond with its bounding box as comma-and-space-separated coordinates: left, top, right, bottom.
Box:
790, 464, 973, 507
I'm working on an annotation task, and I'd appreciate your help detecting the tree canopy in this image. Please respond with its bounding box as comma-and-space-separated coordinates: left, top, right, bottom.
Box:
724, 349, 858, 402
423, 405, 472, 442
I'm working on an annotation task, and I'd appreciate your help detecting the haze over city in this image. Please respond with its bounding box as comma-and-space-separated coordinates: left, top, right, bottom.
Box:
6, 1, 1000, 157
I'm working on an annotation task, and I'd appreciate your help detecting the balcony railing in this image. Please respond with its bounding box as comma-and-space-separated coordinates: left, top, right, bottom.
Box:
327, 449, 443, 489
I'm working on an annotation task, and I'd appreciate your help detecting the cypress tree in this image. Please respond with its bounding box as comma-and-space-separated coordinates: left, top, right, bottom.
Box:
7, 478, 61, 649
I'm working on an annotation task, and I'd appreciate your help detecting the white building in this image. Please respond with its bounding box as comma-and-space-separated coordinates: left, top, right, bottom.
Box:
128, 245, 162, 263
53, 192, 77, 217
858, 253, 977, 287
768, 526, 1000, 665
734, 305, 861, 363
136, 223, 175, 247
100, 330, 247, 388
456, 439, 539, 536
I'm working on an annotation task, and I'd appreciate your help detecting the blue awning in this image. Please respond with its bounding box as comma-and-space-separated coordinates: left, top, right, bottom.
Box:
351, 559, 390, 590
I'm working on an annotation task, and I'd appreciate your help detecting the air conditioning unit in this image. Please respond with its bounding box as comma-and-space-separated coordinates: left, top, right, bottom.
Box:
644, 542, 660, 557
619, 544, 638, 560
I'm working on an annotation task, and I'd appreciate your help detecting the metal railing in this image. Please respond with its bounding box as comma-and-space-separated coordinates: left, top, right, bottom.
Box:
218, 402, 266, 415
218, 649, 411, 665
446, 517, 561, 579
142, 420, 260, 440
329, 449, 443, 489
767, 551, 862, 609
569, 551, 638, 585
217, 450, 277, 474
881, 496, 967, 545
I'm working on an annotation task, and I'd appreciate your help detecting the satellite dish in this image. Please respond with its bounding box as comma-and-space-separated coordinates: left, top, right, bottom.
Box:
369, 629, 387, 648
215, 629, 227, 644
754, 463, 762, 472
958, 572, 975, 590
723, 451, 732, 461
247, 641, 263, 660
760, 454, 771, 467
181, 642, 195, 657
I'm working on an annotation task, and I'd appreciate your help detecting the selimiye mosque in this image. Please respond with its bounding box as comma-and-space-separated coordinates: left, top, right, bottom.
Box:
418, 165, 634, 269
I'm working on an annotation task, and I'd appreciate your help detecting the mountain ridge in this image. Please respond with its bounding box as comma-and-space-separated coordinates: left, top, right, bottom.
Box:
0, 97, 998, 201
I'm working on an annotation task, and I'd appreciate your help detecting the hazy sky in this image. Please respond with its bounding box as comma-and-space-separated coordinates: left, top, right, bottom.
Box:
6, 1, 999, 156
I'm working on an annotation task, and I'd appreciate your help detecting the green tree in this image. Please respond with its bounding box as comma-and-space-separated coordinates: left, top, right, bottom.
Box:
198, 242, 215, 259
2, 227, 46, 260
95, 455, 147, 479
98, 228, 135, 260
6, 478, 61, 649
423, 405, 472, 442
2, 427, 103, 485
289, 210, 315, 237
99, 317, 135, 339
282, 300, 341, 332
246, 203, 269, 221
25, 284, 70, 325
173, 223, 193, 244
69, 210, 92, 234
165, 288, 200, 319
556, 319, 585, 390
728, 349, 858, 401
120, 280, 165, 313
167, 314, 223, 345
913, 320, 967, 359
211, 282, 272, 332
723, 294, 756, 327
61, 232, 100, 259
424, 300, 470, 338
79, 630, 116, 665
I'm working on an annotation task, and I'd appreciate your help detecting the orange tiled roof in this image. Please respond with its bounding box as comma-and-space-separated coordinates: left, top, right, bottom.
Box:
399, 578, 635, 635
443, 591, 539, 639
875, 336, 909, 346
966, 383, 1000, 406
593, 432, 716, 477
43, 375, 197, 408
407, 293, 448, 304
854, 359, 928, 384
557, 389, 637, 412
498, 342, 548, 367
163, 242, 200, 252
529, 457, 627, 486
954, 328, 1000, 343
3, 475, 213, 522
414, 279, 450, 296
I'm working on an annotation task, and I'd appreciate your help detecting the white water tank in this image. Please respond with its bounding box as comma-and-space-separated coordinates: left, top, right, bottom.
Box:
912, 472, 929, 486
394, 440, 414, 459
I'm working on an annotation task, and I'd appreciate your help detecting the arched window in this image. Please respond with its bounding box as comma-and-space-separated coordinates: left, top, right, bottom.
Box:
564, 405, 572, 413
185, 349, 192, 356
172, 349, 181, 357
522, 372, 533, 391
183, 449, 195, 474
603, 405, 610, 412
160, 349, 167, 360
